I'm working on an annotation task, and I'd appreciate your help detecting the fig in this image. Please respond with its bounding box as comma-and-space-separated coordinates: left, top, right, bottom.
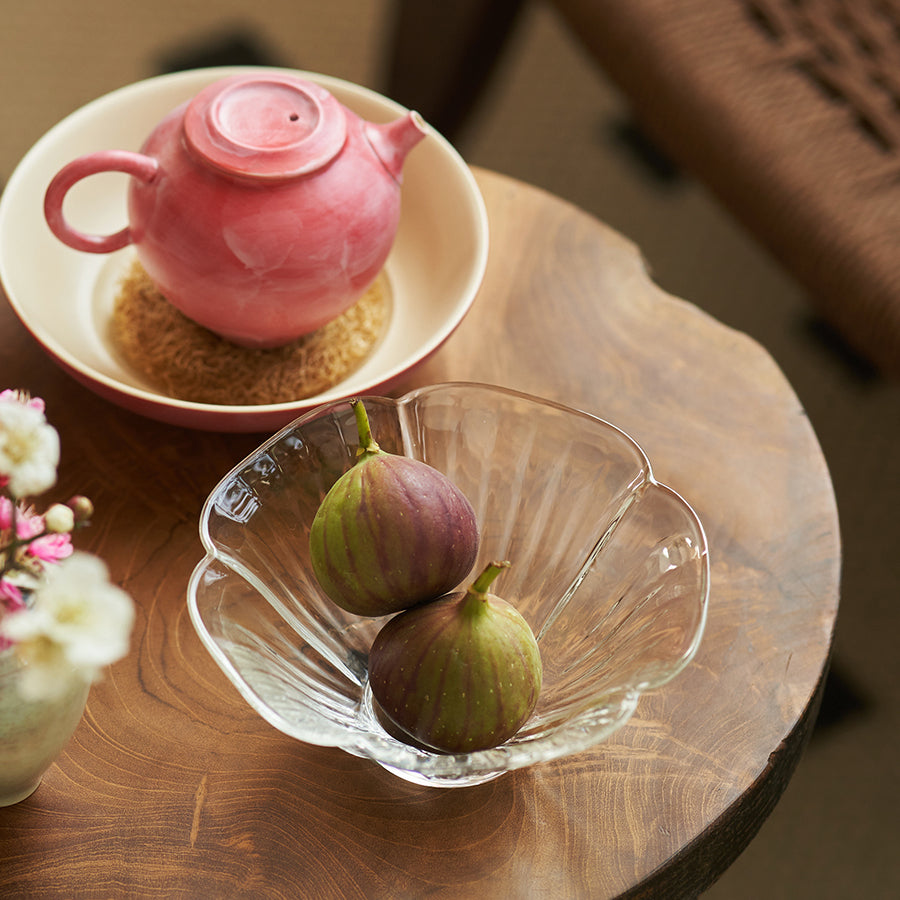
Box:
309, 399, 479, 617
369, 561, 542, 753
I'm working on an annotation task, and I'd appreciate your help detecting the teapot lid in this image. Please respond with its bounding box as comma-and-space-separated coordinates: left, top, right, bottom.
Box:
183, 74, 347, 180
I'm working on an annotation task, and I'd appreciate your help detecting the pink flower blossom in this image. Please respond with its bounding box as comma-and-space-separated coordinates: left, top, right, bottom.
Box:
13, 506, 44, 540
27, 531, 73, 563
0, 497, 46, 539
0, 497, 73, 568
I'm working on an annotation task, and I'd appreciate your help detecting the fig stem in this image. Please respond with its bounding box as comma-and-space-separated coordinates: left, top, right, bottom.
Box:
351, 398, 381, 457
463, 561, 512, 618
470, 560, 511, 595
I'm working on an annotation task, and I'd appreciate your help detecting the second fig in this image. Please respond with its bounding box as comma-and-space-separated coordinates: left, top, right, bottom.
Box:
369, 561, 542, 753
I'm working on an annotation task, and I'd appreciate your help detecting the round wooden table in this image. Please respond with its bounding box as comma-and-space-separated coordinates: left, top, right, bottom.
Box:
0, 169, 840, 898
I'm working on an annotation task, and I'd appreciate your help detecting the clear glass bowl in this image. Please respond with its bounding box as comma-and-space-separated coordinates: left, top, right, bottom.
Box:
188, 383, 709, 787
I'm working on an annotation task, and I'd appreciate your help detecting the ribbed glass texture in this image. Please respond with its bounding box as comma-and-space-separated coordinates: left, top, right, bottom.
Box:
188, 383, 709, 787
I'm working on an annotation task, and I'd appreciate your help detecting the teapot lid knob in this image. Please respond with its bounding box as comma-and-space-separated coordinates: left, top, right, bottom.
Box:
183, 74, 347, 180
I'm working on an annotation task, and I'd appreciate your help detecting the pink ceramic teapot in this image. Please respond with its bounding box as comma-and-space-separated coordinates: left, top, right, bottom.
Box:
44, 73, 426, 347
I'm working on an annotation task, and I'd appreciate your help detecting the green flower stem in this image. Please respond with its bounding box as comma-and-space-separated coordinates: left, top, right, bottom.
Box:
0, 499, 20, 579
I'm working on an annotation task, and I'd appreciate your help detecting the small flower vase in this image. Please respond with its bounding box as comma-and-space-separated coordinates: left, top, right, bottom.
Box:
0, 649, 90, 806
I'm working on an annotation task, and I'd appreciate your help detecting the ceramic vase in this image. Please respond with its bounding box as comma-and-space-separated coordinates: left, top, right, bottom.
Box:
0, 650, 90, 806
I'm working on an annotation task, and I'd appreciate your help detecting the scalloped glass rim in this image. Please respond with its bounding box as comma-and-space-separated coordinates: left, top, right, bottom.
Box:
187, 382, 710, 787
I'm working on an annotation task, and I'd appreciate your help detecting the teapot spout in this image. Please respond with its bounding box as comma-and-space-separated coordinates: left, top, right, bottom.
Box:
365, 111, 427, 183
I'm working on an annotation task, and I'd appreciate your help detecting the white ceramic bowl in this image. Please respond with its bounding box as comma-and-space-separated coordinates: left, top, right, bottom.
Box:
0, 68, 488, 432
188, 383, 710, 788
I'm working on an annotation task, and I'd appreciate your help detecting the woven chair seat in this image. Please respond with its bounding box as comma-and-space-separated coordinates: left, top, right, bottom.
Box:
551, 0, 900, 374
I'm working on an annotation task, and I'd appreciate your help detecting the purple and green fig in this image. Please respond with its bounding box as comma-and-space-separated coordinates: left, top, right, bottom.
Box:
368, 561, 542, 753
309, 399, 479, 617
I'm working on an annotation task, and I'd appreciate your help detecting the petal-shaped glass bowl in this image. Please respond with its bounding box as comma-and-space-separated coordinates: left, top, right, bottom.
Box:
188, 383, 709, 787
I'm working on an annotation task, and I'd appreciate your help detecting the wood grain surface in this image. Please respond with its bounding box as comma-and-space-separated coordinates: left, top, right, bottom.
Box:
0, 169, 840, 899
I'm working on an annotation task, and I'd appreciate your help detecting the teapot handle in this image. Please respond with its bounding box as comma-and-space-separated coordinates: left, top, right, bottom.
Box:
43, 151, 159, 253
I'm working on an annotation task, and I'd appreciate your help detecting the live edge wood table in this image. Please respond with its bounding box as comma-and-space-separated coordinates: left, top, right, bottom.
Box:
0, 169, 840, 899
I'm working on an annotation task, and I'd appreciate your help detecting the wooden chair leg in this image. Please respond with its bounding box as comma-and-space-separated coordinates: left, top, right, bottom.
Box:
383, 0, 529, 140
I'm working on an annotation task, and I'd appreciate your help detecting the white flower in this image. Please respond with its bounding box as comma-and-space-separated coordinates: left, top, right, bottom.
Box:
0, 398, 60, 498
1, 552, 135, 700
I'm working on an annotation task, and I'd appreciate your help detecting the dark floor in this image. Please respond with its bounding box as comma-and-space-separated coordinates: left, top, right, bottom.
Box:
1, 2, 898, 897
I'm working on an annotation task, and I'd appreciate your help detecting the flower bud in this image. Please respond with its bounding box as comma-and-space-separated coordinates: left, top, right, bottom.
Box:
67, 495, 94, 524
44, 503, 75, 534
